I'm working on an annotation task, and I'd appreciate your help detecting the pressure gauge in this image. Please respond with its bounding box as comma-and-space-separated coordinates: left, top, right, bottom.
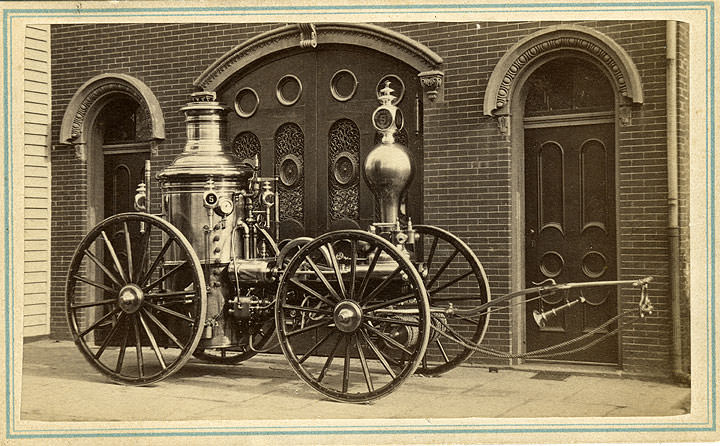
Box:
215, 197, 234, 217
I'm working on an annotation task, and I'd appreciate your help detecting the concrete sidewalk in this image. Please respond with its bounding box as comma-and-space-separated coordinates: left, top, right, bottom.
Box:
20, 339, 690, 422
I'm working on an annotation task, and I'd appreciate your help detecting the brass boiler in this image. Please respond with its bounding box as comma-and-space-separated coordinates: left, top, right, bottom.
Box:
363, 81, 414, 227
157, 91, 253, 347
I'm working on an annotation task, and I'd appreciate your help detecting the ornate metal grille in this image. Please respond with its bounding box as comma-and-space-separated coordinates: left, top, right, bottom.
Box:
328, 119, 360, 222
232, 131, 261, 165
275, 123, 305, 223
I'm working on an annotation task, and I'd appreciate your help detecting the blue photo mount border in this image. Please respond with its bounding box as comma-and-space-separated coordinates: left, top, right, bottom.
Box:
2, 1, 716, 439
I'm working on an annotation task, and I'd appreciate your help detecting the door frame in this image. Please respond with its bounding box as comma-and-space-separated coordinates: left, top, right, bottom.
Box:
507, 53, 625, 366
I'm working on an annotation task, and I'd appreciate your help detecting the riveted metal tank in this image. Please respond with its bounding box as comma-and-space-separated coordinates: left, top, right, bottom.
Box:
157, 91, 253, 265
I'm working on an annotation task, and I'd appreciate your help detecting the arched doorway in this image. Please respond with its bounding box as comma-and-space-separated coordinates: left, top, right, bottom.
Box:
523, 57, 617, 364
218, 47, 422, 238
483, 25, 644, 365
203, 24, 443, 239
58, 73, 165, 228
98, 95, 150, 218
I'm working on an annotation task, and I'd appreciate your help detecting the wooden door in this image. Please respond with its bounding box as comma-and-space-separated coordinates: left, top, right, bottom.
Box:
221, 47, 422, 239
103, 151, 149, 217
524, 123, 617, 364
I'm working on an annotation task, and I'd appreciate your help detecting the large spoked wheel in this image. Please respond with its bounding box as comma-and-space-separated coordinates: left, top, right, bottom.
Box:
65, 212, 207, 385
411, 225, 491, 375
276, 230, 430, 403
193, 227, 279, 365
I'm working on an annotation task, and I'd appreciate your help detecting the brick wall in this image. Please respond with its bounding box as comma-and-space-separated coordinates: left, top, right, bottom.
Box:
677, 22, 691, 376
50, 21, 683, 376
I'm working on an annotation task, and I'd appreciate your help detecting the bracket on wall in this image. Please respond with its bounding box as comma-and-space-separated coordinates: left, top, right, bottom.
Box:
618, 103, 632, 127
418, 70, 444, 102
73, 143, 87, 162
298, 23, 317, 48
497, 115, 511, 141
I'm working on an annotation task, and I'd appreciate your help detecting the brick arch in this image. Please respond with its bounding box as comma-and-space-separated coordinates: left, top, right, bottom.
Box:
483, 25, 643, 116
194, 23, 444, 99
59, 73, 165, 155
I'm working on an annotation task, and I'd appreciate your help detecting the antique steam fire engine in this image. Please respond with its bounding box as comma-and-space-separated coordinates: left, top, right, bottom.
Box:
65, 85, 653, 403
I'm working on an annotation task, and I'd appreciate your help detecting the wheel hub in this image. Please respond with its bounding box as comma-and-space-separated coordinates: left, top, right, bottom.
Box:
333, 300, 363, 333
117, 284, 145, 314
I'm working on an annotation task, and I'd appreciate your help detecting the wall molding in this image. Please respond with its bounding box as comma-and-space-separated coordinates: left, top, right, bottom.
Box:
483, 25, 644, 117
59, 73, 165, 160
194, 23, 444, 101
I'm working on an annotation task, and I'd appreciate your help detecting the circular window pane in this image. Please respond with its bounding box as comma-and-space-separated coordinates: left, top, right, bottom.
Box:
234, 87, 259, 118
330, 69, 358, 102
276, 74, 302, 106
376, 74, 405, 105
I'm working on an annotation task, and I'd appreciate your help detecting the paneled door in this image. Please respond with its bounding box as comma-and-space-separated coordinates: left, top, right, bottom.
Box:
220, 47, 422, 239
524, 123, 618, 364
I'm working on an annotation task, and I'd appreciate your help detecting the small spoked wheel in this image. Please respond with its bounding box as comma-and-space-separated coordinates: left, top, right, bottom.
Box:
65, 212, 207, 385
193, 227, 279, 365
275, 230, 430, 403
411, 225, 491, 375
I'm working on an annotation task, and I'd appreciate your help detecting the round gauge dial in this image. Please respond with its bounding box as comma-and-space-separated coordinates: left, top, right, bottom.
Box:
217, 198, 234, 216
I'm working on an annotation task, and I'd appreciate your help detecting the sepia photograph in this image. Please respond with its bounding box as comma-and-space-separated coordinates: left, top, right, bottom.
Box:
0, 0, 716, 444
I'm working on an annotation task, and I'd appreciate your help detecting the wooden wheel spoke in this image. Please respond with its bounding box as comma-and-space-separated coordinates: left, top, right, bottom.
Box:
72, 275, 116, 295
359, 328, 396, 379
143, 261, 189, 292
288, 278, 335, 308
94, 313, 126, 360
141, 308, 185, 349
317, 334, 344, 383
132, 315, 144, 378
355, 335, 374, 392
325, 243, 347, 300
139, 237, 174, 287
425, 236, 439, 272
145, 302, 194, 323
363, 323, 414, 356
427, 248, 459, 289
429, 270, 474, 296
349, 239, 357, 300
284, 317, 333, 338
138, 311, 166, 369
135, 225, 152, 283
101, 230, 128, 283
146, 290, 197, 300
71, 296, 116, 312
299, 330, 335, 364
362, 267, 401, 305
304, 255, 342, 302
79, 307, 120, 338
364, 293, 416, 312
363, 314, 420, 327
123, 222, 134, 284
281, 303, 333, 315
357, 246, 381, 303
342, 335, 351, 393
116, 321, 129, 373
83, 249, 123, 287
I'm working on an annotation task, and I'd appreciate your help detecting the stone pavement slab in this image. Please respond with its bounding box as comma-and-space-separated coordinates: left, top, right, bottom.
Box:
20, 339, 690, 422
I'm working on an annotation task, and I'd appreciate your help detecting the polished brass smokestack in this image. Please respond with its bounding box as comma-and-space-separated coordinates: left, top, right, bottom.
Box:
363, 82, 414, 224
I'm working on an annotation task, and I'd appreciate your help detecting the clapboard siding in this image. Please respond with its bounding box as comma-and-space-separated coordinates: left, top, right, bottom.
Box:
23, 24, 51, 338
